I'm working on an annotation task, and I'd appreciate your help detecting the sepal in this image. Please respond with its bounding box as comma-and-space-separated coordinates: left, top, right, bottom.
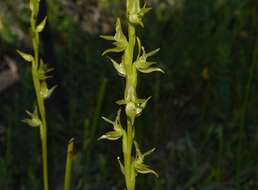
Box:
108, 57, 126, 77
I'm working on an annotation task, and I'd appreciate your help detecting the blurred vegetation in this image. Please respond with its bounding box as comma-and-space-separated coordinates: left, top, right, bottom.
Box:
0, 0, 257, 189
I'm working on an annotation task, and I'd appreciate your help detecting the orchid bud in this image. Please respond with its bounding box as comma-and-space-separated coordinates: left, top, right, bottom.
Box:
125, 102, 137, 122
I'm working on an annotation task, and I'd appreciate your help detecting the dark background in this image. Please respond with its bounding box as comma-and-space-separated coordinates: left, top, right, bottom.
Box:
0, 0, 257, 189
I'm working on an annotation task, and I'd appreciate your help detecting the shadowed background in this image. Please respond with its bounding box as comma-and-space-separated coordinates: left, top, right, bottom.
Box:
0, 0, 257, 189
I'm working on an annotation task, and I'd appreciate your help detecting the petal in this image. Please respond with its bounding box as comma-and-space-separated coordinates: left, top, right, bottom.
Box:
146, 48, 160, 57
98, 131, 123, 141
108, 57, 126, 77
101, 116, 114, 125
138, 67, 165, 74
135, 163, 159, 177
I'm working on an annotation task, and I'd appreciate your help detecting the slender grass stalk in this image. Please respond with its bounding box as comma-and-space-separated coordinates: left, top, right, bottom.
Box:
17, 1, 56, 190
236, 38, 258, 190
99, 0, 164, 189
236, 2, 258, 188
64, 138, 75, 190
89, 78, 107, 144
83, 78, 107, 164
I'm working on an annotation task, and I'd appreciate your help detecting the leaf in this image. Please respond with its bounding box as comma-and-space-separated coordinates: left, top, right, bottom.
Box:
36, 17, 47, 32
98, 131, 123, 141
135, 163, 158, 177
17, 50, 34, 62
109, 57, 126, 77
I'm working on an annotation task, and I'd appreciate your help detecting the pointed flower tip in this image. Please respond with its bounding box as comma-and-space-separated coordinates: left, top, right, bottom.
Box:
101, 51, 107, 56
36, 16, 47, 32
153, 171, 159, 178
101, 116, 114, 125
97, 135, 105, 141
100, 35, 114, 41
160, 68, 165, 74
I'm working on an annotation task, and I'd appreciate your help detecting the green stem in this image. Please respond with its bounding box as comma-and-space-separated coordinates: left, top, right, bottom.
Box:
123, 8, 136, 189
31, 17, 49, 190
64, 139, 74, 190
124, 120, 135, 190
42, 128, 49, 190
123, 0, 137, 186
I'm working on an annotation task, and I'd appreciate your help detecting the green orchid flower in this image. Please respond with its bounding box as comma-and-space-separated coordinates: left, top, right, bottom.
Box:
99, 109, 124, 140
22, 106, 42, 128
134, 46, 164, 74
128, 0, 151, 27
133, 141, 158, 177
116, 97, 151, 124
101, 18, 128, 55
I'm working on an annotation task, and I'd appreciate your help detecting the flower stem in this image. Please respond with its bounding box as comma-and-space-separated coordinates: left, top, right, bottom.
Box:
124, 119, 135, 190
31, 11, 49, 190
123, 19, 137, 190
